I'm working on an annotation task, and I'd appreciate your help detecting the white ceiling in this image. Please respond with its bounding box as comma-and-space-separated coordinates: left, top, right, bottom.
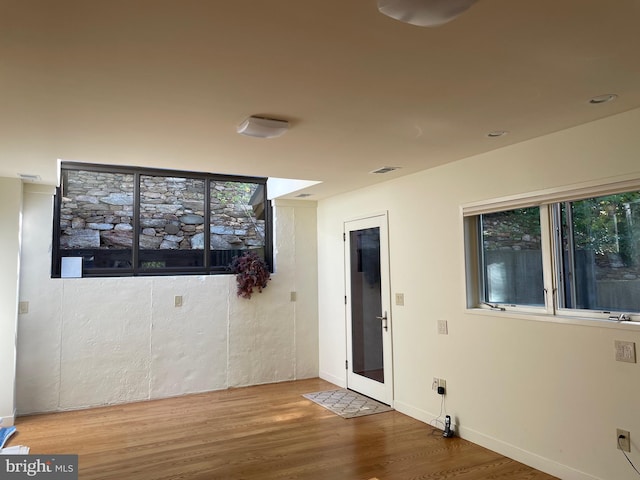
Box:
2, 0, 639, 199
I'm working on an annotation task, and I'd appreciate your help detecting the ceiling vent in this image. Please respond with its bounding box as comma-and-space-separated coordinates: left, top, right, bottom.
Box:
18, 173, 41, 182
370, 166, 401, 174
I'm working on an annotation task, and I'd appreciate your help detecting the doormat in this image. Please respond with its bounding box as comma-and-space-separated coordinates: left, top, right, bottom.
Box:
302, 389, 392, 419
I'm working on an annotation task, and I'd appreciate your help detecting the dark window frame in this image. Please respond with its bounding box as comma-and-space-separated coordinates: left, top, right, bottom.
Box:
52, 162, 272, 278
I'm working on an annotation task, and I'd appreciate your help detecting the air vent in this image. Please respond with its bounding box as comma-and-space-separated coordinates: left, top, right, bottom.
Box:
295, 193, 312, 198
18, 173, 41, 182
589, 94, 617, 105
486, 130, 508, 138
370, 166, 401, 174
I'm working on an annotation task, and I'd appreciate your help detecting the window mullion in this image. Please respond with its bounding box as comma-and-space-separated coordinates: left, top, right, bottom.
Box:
204, 178, 211, 271
540, 204, 557, 315
132, 172, 141, 274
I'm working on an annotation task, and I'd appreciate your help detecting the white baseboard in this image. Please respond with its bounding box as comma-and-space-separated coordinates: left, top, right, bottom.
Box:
0, 411, 16, 427
393, 400, 602, 480
318, 371, 345, 389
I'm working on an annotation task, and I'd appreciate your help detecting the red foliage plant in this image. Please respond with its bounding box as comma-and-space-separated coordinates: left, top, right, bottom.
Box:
229, 251, 271, 299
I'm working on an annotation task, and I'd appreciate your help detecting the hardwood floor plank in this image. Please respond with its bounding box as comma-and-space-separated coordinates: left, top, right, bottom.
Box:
10, 379, 557, 480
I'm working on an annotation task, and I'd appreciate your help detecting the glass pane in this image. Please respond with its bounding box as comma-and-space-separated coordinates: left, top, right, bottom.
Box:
138, 175, 205, 268
210, 181, 266, 267
59, 170, 134, 269
481, 207, 544, 306
350, 227, 384, 383
560, 192, 640, 313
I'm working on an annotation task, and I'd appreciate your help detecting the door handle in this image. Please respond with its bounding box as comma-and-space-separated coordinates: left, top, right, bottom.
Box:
376, 311, 388, 331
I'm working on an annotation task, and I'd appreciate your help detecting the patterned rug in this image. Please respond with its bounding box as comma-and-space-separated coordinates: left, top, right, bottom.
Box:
302, 389, 393, 419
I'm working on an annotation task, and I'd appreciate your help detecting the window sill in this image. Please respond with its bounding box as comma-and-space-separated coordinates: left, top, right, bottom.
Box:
465, 307, 640, 331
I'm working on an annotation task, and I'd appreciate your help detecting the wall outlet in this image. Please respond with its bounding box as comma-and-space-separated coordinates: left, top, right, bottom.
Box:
18, 301, 29, 314
437, 320, 448, 335
174, 295, 183, 307
617, 429, 631, 452
432, 377, 447, 392
614, 340, 636, 363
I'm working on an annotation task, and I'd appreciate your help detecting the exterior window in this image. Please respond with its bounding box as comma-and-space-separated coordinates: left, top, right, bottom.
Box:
53, 163, 271, 277
465, 185, 640, 321
557, 192, 640, 313
480, 207, 544, 306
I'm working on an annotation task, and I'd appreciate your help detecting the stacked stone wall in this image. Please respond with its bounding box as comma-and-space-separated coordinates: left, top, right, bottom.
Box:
60, 171, 264, 251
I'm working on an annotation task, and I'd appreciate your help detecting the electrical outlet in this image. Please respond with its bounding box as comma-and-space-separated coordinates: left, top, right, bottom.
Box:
614, 340, 636, 363
395, 293, 404, 306
438, 378, 446, 390
617, 429, 631, 452
18, 301, 29, 314
174, 295, 183, 307
432, 377, 439, 391
437, 320, 448, 335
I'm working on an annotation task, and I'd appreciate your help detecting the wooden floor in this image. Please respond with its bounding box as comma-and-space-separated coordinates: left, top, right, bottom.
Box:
10, 378, 557, 480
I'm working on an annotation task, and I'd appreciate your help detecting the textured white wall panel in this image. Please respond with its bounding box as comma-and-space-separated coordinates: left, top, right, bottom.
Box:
150, 275, 229, 398
59, 277, 153, 408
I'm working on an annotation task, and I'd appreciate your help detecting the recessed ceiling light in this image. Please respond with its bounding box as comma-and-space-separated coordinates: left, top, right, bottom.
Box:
370, 166, 401, 174
486, 131, 508, 138
588, 94, 617, 105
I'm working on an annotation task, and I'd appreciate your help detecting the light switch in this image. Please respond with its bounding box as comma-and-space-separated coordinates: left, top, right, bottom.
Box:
437, 320, 448, 335
395, 293, 404, 306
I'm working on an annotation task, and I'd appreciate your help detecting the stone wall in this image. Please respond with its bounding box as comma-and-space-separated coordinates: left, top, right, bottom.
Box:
60, 170, 265, 251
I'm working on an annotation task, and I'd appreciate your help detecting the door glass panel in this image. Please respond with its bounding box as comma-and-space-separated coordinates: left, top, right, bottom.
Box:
350, 227, 384, 383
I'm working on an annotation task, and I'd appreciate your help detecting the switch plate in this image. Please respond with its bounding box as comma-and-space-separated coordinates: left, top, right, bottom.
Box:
174, 295, 183, 307
18, 301, 29, 314
290, 291, 297, 302
395, 293, 404, 306
437, 320, 448, 335
617, 429, 631, 452
614, 340, 636, 363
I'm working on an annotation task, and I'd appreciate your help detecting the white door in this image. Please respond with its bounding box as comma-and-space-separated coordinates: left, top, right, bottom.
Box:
344, 213, 393, 405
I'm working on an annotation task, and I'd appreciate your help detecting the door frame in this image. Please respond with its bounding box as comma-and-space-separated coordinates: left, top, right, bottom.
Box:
344, 211, 394, 406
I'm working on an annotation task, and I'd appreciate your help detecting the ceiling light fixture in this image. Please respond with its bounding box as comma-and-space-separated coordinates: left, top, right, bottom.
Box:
377, 0, 479, 27
588, 94, 617, 105
237, 116, 289, 138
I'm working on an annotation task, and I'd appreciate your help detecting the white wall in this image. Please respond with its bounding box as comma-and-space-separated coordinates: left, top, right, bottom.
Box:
16, 188, 318, 413
0, 178, 22, 426
317, 108, 640, 480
